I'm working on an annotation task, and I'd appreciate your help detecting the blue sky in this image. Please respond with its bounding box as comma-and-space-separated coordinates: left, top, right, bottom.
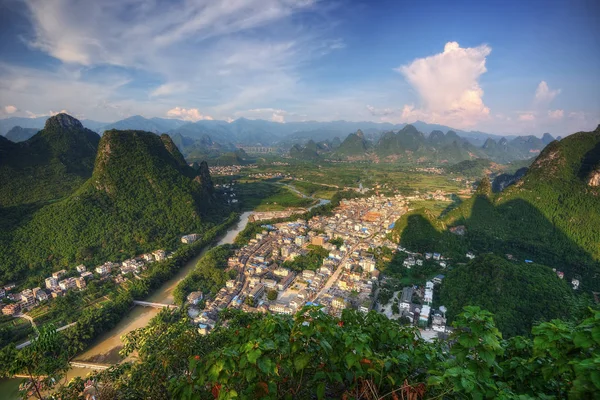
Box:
0, 0, 598, 135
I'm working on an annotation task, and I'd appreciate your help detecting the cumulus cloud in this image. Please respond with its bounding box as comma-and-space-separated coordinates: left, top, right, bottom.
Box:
395, 41, 491, 128
166, 107, 213, 122
4, 105, 17, 114
535, 81, 560, 104
548, 109, 564, 119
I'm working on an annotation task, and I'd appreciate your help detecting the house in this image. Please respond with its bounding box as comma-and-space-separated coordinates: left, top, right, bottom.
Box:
45, 276, 58, 289
226, 280, 236, 289
466, 252, 475, 260
331, 297, 347, 310
294, 236, 307, 246
424, 288, 433, 304
572, 278, 580, 290
433, 253, 441, 261
152, 250, 166, 261
432, 275, 445, 285
20, 289, 36, 309
302, 270, 316, 280
141, 253, 155, 263
419, 305, 431, 327
81, 271, 94, 280
400, 287, 414, 309
249, 283, 265, 299
59, 278, 76, 291
261, 279, 277, 289
95, 263, 112, 276
52, 269, 67, 279
33, 288, 48, 302
187, 291, 203, 305
2, 303, 21, 316
432, 313, 446, 332
425, 253, 432, 260
269, 303, 292, 315
75, 277, 87, 289
181, 233, 201, 244
277, 273, 295, 291
76, 265, 87, 273
416, 259, 423, 266
359, 257, 376, 272
359, 299, 372, 313
0, 288, 4, 299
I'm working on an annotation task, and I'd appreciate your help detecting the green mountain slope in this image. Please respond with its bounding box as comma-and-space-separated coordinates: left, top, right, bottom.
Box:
396, 126, 600, 292
333, 129, 372, 158
440, 254, 573, 336
0, 114, 100, 207
0, 128, 225, 283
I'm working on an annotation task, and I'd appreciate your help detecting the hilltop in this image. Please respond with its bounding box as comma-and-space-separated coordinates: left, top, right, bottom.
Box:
0, 114, 100, 207
0, 123, 226, 283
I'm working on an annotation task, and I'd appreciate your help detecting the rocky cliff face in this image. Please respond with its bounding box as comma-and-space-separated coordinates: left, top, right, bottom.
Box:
588, 167, 600, 187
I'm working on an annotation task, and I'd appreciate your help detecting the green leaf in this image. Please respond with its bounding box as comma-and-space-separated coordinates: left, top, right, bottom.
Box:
294, 353, 311, 371
247, 348, 262, 364
316, 382, 325, 399
461, 376, 475, 393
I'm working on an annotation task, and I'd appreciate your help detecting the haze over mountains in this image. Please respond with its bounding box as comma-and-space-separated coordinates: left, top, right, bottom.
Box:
1, 114, 562, 166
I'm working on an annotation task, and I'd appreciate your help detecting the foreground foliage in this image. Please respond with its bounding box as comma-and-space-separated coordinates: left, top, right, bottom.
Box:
40, 305, 600, 399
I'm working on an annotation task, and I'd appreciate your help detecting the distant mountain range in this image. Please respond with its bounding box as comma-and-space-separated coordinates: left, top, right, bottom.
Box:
288, 125, 555, 164
1, 114, 561, 148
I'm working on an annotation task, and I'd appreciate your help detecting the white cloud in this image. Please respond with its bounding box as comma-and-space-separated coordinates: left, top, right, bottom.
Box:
25, 109, 70, 118
534, 81, 560, 104
395, 41, 491, 128
150, 82, 188, 98
4, 105, 17, 114
243, 108, 288, 123
518, 113, 536, 121
166, 107, 213, 122
548, 109, 564, 119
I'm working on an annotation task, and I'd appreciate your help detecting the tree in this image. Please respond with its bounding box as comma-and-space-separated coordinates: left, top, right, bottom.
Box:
267, 290, 278, 301
0, 324, 70, 399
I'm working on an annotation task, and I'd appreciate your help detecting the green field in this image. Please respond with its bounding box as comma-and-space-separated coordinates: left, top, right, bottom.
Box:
236, 181, 316, 211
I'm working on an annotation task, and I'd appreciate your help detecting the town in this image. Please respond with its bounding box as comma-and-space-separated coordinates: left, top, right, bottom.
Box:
187, 193, 454, 339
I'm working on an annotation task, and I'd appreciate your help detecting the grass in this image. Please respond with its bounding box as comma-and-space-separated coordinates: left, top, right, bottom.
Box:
236, 181, 316, 211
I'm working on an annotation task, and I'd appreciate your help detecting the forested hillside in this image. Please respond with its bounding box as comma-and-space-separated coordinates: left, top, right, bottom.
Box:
440, 255, 573, 336
0, 114, 100, 207
394, 126, 600, 292
0, 126, 227, 285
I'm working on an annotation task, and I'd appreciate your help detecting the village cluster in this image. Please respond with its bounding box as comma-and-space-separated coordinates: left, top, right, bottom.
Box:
187, 194, 457, 335
0, 250, 170, 316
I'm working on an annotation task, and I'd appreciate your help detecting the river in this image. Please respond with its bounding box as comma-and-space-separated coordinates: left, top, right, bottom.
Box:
0, 211, 253, 399
1, 194, 332, 397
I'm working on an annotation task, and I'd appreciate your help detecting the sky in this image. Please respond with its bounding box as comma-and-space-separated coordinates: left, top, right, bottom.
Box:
0, 0, 598, 135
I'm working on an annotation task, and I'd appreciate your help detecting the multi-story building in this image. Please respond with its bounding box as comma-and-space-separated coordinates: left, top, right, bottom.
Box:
152, 250, 166, 261
52, 269, 67, 279
181, 234, 201, 244
249, 283, 265, 299
2, 303, 21, 316
20, 289, 36, 309
45, 276, 58, 289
